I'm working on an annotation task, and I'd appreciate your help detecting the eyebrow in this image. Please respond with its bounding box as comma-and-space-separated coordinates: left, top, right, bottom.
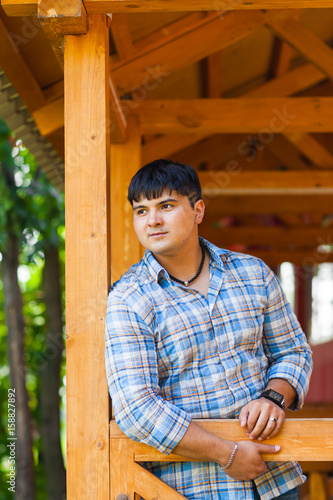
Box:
133, 197, 178, 211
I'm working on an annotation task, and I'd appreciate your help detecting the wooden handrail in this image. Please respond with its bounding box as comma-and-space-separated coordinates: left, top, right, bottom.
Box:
110, 419, 333, 462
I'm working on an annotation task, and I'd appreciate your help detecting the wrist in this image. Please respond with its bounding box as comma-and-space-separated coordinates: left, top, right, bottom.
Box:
259, 389, 285, 411
220, 441, 238, 470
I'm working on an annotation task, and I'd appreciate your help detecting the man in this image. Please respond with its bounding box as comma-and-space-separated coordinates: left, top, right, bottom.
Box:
105, 159, 313, 499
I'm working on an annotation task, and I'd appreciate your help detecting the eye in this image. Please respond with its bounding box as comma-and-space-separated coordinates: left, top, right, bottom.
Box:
136, 209, 147, 216
161, 203, 172, 210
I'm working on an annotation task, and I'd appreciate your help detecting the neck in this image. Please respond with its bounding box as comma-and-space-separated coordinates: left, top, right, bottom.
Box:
152, 239, 203, 282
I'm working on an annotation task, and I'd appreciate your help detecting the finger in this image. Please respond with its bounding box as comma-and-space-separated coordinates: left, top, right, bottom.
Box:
245, 407, 262, 436
239, 408, 249, 428
257, 443, 280, 454
265, 417, 284, 440
248, 411, 270, 439
257, 417, 279, 441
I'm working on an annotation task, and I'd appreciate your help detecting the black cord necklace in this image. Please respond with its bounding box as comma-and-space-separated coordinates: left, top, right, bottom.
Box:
169, 241, 205, 287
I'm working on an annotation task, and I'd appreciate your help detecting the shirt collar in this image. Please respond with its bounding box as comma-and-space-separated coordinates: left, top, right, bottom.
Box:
143, 237, 229, 284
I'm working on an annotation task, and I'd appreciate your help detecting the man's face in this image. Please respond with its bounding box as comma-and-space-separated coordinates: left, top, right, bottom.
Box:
132, 189, 205, 257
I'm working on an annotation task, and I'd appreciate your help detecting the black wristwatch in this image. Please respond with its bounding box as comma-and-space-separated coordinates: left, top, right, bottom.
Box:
259, 389, 286, 411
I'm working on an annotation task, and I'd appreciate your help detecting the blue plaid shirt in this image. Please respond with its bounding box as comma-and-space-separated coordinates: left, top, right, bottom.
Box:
105, 238, 312, 499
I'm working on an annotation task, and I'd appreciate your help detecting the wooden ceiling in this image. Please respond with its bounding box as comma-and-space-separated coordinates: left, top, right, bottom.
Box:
0, 1, 333, 266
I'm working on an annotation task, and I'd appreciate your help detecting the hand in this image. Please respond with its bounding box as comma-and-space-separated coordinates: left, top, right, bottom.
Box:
221, 440, 280, 480
239, 398, 285, 441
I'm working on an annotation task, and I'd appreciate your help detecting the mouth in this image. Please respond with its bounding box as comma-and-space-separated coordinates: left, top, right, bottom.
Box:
149, 232, 167, 238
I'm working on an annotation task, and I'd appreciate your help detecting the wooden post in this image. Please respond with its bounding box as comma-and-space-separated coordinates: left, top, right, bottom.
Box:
110, 115, 142, 284
295, 265, 313, 338
65, 14, 110, 500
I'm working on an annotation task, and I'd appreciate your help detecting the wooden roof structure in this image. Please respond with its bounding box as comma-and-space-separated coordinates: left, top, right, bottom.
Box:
1, 2, 333, 267
1, 2, 333, 499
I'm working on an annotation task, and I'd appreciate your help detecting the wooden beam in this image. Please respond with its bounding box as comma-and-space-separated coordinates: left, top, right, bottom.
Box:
198, 227, 333, 248
246, 62, 326, 99
32, 97, 64, 137
204, 194, 333, 216
111, 10, 272, 95
129, 98, 333, 134
110, 115, 142, 284
0, 13, 46, 113
3, 0, 333, 16
266, 15, 333, 83
37, 0, 88, 70
265, 134, 312, 170
110, 419, 333, 462
287, 133, 333, 169
38, 0, 88, 34
65, 14, 110, 500
199, 171, 333, 195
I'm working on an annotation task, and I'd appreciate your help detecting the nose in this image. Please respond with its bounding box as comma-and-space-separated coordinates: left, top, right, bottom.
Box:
147, 209, 162, 226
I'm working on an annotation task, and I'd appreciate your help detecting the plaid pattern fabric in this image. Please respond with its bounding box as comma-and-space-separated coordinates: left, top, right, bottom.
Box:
105, 238, 312, 499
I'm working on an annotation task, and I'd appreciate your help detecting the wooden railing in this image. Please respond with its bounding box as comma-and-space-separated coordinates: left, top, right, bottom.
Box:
110, 418, 333, 500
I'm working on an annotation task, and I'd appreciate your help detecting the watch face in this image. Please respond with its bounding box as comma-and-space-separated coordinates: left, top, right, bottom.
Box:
267, 389, 283, 403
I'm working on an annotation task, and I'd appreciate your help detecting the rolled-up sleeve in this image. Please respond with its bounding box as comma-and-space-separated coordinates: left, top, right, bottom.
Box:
262, 264, 313, 410
105, 287, 191, 454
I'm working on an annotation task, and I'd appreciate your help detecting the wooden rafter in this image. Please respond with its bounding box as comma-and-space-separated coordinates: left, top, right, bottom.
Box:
110, 10, 278, 95
128, 98, 333, 134
198, 227, 333, 247
198, 171, 333, 195
203, 195, 333, 216
0, 13, 47, 112
266, 15, 333, 82
2, 0, 333, 16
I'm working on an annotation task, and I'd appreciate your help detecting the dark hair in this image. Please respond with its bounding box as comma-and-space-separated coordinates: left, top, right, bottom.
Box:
127, 159, 201, 208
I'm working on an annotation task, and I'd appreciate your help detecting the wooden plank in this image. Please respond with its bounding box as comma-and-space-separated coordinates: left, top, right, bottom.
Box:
110, 115, 142, 284
198, 227, 333, 247
65, 14, 110, 500
0, 14, 46, 112
38, 0, 88, 34
110, 419, 333, 461
32, 97, 64, 137
111, 10, 271, 95
245, 62, 326, 98
134, 463, 187, 500
110, 13, 136, 60
199, 170, 333, 195
110, 438, 135, 500
266, 15, 333, 83
133, 12, 206, 54
129, 98, 333, 134
270, 37, 294, 78
3, 0, 333, 16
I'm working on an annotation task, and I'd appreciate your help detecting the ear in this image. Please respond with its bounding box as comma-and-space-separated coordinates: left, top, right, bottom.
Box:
194, 199, 205, 224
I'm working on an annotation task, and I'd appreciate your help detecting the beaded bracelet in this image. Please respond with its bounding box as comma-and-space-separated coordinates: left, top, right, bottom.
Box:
220, 442, 238, 470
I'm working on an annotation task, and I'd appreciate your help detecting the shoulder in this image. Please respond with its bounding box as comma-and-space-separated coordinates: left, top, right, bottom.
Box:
219, 248, 270, 276
108, 258, 155, 307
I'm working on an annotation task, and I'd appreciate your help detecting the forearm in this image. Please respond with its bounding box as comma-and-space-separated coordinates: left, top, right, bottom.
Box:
172, 421, 234, 466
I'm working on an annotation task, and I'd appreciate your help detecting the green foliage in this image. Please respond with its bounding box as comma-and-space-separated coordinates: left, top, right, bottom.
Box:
0, 117, 66, 499
0, 117, 64, 255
